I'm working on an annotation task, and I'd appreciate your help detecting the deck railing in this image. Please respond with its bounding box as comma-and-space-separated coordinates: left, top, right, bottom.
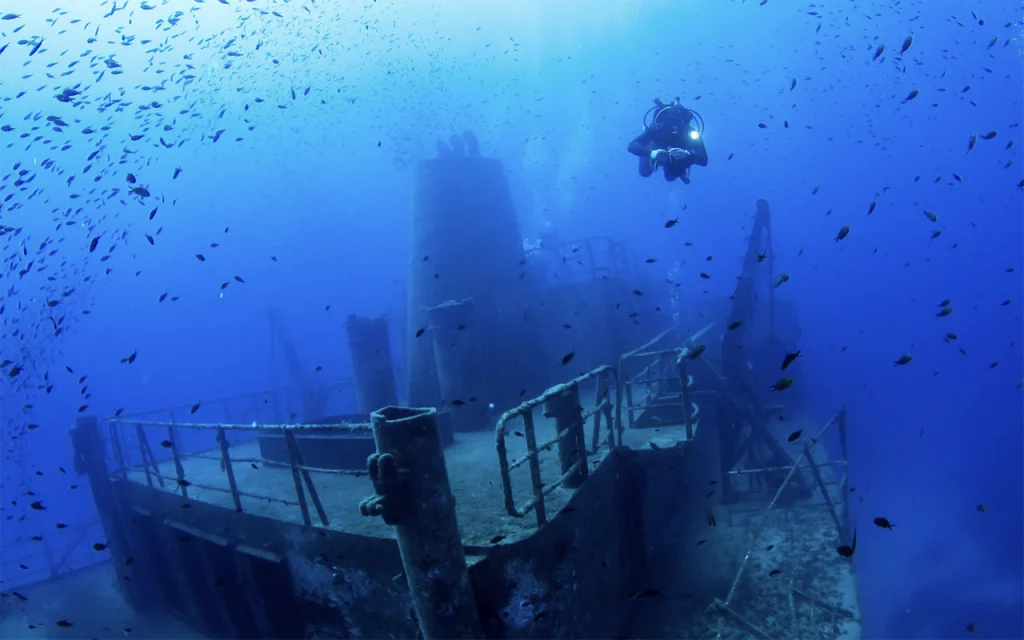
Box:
494, 365, 618, 526
105, 417, 375, 528
617, 321, 714, 438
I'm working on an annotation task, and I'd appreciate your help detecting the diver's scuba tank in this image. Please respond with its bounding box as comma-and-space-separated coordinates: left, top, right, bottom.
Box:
644, 96, 705, 137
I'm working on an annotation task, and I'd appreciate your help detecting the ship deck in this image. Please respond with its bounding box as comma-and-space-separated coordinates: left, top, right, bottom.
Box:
117, 389, 667, 551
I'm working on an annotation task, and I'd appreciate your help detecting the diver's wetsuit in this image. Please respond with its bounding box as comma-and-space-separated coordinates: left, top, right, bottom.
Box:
628, 111, 709, 182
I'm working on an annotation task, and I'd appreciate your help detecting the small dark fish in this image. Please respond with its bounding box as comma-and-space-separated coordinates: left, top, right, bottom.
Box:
415, 328, 425, 338
160, 440, 172, 448
195, 253, 206, 262
450, 399, 465, 406
177, 479, 191, 488
490, 534, 506, 544
894, 354, 912, 366
707, 511, 716, 527
873, 516, 894, 530
770, 377, 794, 392
787, 429, 802, 442
89, 237, 100, 253
727, 321, 742, 330
561, 351, 575, 365
769, 569, 782, 577
781, 351, 800, 369
686, 344, 706, 360
173, 167, 182, 179
190, 402, 200, 414
56, 620, 72, 628
664, 218, 679, 228
901, 89, 919, 104
92, 543, 108, 551
835, 225, 850, 241
900, 35, 913, 54
126, 173, 136, 184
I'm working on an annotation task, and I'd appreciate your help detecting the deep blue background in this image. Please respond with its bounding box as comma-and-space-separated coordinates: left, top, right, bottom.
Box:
1, 1, 1021, 638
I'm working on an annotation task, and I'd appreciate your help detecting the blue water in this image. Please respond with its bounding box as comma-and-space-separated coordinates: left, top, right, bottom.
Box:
1, 1, 1021, 638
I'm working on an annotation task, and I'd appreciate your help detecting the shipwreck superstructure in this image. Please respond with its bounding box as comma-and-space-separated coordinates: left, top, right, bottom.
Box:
7, 136, 862, 640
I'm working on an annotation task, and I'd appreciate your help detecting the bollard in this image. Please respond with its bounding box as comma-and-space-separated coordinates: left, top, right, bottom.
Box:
358, 407, 481, 640
344, 314, 399, 415
543, 386, 589, 489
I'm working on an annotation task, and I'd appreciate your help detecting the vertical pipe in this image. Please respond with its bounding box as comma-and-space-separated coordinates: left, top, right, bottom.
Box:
362, 406, 481, 640
345, 314, 398, 415
543, 385, 589, 489
425, 299, 488, 432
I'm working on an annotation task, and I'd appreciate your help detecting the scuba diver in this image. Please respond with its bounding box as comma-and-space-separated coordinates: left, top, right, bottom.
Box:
628, 97, 708, 183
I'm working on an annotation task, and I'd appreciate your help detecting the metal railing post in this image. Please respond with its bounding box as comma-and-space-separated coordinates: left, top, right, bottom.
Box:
167, 424, 189, 499
521, 410, 547, 526
217, 427, 243, 513
282, 428, 312, 526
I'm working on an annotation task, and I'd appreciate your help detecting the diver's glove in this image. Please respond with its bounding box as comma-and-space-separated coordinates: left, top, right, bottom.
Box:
668, 148, 692, 164
650, 148, 670, 168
